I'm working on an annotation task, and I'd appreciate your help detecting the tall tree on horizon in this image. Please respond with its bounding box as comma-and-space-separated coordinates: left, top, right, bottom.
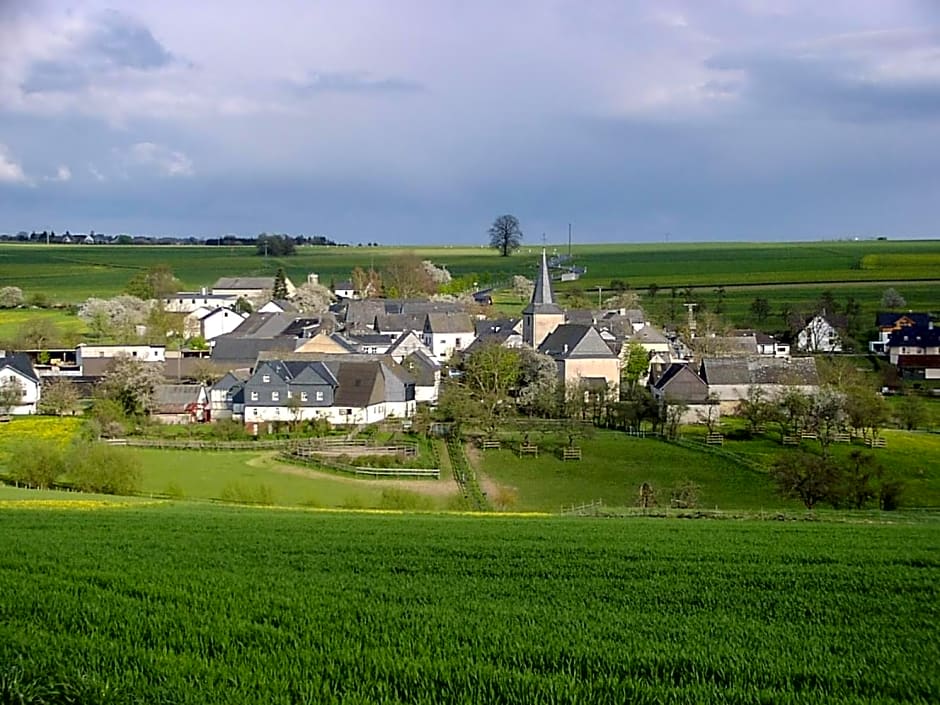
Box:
273, 268, 288, 300
488, 214, 523, 257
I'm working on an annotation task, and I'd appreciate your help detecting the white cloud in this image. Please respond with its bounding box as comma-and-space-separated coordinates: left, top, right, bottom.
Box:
43, 164, 71, 182
88, 164, 106, 182
0, 143, 31, 185
124, 141, 194, 177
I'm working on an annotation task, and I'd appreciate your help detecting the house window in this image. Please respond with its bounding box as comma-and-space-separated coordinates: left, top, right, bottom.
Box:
272, 391, 280, 401
315, 391, 323, 401
250, 391, 259, 401
262, 375, 270, 383
301, 392, 308, 401
456, 337, 462, 348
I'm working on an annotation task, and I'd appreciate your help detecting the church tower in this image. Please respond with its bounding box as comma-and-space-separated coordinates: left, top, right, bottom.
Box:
523, 250, 565, 348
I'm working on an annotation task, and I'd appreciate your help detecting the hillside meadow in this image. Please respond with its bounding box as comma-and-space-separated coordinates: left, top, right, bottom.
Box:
0, 504, 937, 704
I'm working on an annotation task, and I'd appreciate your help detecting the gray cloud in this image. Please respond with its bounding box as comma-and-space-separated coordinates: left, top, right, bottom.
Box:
706, 42, 940, 122
290, 71, 424, 95
22, 9, 176, 94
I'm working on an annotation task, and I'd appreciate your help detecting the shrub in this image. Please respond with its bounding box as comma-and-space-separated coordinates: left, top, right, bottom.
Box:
164, 482, 185, 500
220, 482, 274, 505
69, 443, 143, 495
8, 440, 65, 489
379, 488, 435, 511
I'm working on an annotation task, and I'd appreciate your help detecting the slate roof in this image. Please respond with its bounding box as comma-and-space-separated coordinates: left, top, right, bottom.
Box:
385, 330, 432, 359
267, 299, 299, 313
876, 312, 931, 328
213, 276, 276, 290
154, 384, 205, 413
328, 362, 384, 407
374, 312, 425, 333
700, 356, 819, 386
523, 250, 563, 315
424, 312, 474, 334
565, 309, 597, 326
538, 324, 616, 359
708, 335, 760, 356
474, 318, 520, 336
652, 363, 710, 403
210, 336, 297, 364
0, 353, 39, 383
886, 327, 940, 347
212, 371, 250, 393
401, 349, 440, 387
344, 299, 386, 330
629, 325, 669, 345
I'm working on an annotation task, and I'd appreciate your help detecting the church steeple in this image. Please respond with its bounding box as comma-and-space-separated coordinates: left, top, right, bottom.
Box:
530, 249, 555, 307
523, 248, 564, 348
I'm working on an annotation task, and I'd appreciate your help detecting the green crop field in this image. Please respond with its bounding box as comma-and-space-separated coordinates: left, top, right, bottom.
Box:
0, 505, 937, 704
2, 239, 939, 304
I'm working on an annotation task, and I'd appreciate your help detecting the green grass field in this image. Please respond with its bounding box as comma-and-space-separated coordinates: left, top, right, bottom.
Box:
0, 505, 936, 704
475, 430, 788, 512
2, 418, 937, 512
136, 448, 457, 510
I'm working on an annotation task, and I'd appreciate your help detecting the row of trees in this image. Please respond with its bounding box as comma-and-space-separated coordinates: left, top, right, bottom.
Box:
771, 450, 902, 511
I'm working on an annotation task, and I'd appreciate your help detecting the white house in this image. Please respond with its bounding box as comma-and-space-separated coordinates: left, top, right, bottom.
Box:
0, 354, 41, 415
77, 344, 166, 364
184, 307, 248, 341
333, 280, 356, 299
164, 289, 238, 313
797, 314, 843, 353
886, 327, 940, 365
422, 312, 475, 361
237, 355, 416, 430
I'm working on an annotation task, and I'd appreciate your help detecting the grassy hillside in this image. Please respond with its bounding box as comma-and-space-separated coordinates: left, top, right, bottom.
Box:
474, 430, 787, 512
0, 505, 936, 704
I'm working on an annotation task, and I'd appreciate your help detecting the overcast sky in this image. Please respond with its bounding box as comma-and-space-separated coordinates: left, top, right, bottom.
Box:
1, 0, 938, 244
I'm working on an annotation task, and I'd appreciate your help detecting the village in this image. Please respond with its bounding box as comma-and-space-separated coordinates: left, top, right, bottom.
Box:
1, 250, 936, 442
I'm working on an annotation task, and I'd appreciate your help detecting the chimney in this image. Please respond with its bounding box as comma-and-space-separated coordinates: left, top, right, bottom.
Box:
201, 287, 207, 296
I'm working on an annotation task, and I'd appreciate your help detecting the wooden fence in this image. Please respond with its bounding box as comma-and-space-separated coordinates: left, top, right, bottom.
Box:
107, 437, 418, 456
561, 499, 604, 516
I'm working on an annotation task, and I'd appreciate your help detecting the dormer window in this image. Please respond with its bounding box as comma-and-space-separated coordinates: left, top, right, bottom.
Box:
262, 374, 270, 383
272, 391, 279, 401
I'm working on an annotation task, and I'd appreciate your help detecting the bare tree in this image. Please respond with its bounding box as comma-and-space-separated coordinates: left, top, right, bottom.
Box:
488, 214, 523, 257
382, 253, 436, 298
350, 266, 382, 299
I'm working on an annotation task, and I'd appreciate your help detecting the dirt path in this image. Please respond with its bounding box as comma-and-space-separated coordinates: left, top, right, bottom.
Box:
249, 453, 459, 498
463, 443, 515, 502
